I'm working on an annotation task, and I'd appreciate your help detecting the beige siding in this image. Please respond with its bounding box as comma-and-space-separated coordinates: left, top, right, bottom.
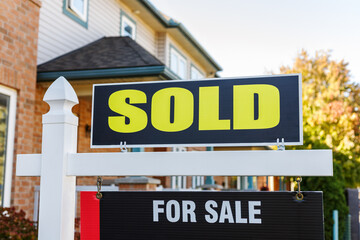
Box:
38, 0, 120, 64
120, 6, 156, 56
38, 0, 157, 64
167, 35, 208, 79
155, 32, 166, 63
37, 0, 213, 77
135, 19, 156, 55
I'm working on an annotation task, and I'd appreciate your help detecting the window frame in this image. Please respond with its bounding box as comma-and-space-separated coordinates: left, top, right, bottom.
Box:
171, 147, 187, 189
190, 64, 205, 80
0, 85, 17, 207
171, 176, 187, 189
169, 45, 188, 79
192, 176, 204, 189
63, 0, 89, 28
120, 11, 137, 40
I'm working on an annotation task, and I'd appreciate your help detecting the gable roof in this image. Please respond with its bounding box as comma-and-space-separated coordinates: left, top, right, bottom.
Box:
122, 0, 222, 72
37, 36, 181, 81
37, 36, 163, 72
139, 0, 222, 72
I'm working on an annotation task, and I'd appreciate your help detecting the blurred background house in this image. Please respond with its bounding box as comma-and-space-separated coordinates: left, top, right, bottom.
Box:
0, 0, 290, 224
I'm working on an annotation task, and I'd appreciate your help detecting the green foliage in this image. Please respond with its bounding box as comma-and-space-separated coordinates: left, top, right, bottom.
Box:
280, 50, 359, 239
291, 133, 349, 239
302, 162, 348, 240
0, 207, 38, 240
281, 50, 360, 186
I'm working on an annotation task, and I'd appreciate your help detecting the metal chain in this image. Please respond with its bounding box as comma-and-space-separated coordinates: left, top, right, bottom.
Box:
120, 141, 127, 153
96, 176, 103, 199
276, 138, 285, 151
295, 176, 303, 200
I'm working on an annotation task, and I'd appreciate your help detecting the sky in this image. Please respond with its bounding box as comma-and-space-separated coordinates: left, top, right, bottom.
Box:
150, 0, 360, 82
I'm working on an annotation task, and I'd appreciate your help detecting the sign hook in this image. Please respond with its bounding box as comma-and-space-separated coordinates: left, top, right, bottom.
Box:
277, 138, 285, 151
120, 141, 128, 153
96, 176, 103, 199
295, 176, 303, 200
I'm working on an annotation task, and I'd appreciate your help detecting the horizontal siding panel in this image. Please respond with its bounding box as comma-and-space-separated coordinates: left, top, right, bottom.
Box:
156, 32, 166, 63
38, 0, 162, 65
38, 0, 121, 64
39, 29, 87, 51
40, 12, 100, 44
38, 28, 101, 63
135, 19, 156, 55
119, 6, 156, 55
38, 0, 160, 65
38, 33, 90, 58
38, 47, 59, 64
89, 0, 120, 36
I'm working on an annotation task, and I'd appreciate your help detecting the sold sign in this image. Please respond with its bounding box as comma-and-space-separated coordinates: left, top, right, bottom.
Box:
91, 74, 302, 148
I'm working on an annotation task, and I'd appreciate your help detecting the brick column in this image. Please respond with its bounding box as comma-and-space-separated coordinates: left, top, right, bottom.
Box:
0, 0, 41, 217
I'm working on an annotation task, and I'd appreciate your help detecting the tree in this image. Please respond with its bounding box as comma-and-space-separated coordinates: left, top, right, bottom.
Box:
280, 50, 360, 239
0, 207, 38, 240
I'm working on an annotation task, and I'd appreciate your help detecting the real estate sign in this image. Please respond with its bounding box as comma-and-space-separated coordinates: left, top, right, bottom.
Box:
81, 191, 323, 240
16, 76, 330, 240
91, 74, 302, 148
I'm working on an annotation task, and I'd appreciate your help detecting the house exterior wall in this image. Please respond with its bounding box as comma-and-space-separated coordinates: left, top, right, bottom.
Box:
155, 32, 166, 64
38, 0, 120, 64
5, 0, 226, 221
37, 0, 214, 79
0, 0, 41, 217
37, 0, 158, 65
121, 5, 157, 56
167, 34, 208, 79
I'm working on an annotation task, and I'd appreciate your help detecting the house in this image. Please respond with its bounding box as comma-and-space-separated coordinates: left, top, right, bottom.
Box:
0, 0, 288, 221
0, 0, 41, 214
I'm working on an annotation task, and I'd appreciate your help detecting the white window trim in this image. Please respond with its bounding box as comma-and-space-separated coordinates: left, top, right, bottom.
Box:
171, 176, 187, 189
170, 46, 187, 79
0, 85, 17, 207
68, 0, 88, 21
171, 147, 187, 189
121, 13, 136, 40
190, 65, 204, 80
192, 176, 204, 189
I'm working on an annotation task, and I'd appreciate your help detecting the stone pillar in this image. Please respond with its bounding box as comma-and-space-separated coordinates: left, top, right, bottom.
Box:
115, 176, 160, 191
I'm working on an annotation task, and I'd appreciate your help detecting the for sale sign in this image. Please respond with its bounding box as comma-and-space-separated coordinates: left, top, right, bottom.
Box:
91, 74, 302, 148
81, 191, 323, 240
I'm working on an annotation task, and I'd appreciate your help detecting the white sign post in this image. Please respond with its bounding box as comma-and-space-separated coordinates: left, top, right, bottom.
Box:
16, 77, 333, 239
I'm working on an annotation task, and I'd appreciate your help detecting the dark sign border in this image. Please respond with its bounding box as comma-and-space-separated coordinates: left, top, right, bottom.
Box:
91, 74, 302, 148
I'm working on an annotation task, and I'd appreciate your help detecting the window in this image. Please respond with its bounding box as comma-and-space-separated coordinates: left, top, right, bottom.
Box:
192, 176, 204, 189
69, 0, 87, 20
171, 147, 187, 189
131, 147, 143, 152
63, 0, 89, 28
0, 86, 16, 207
120, 12, 136, 40
190, 65, 204, 80
171, 176, 187, 189
170, 46, 187, 79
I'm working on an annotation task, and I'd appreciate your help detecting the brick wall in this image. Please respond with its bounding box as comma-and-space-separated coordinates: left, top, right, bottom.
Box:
0, 0, 41, 217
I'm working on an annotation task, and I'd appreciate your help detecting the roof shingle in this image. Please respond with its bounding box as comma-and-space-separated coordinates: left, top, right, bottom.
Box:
37, 37, 164, 72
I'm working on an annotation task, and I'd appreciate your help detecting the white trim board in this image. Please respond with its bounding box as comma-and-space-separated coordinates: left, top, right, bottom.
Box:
17, 150, 333, 177
0, 85, 17, 207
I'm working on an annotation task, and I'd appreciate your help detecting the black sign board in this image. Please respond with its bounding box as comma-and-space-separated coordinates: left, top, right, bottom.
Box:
81, 191, 323, 240
91, 74, 302, 148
